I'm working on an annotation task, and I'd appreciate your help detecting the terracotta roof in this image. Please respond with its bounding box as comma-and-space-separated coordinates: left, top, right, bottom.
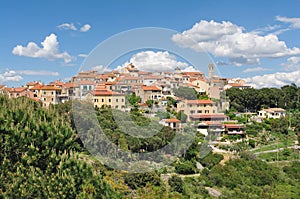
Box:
164, 118, 181, 123
7, 87, 27, 93
262, 108, 286, 113
186, 100, 214, 104
93, 90, 124, 96
143, 76, 162, 79
29, 84, 44, 90
204, 121, 223, 126
181, 71, 203, 76
78, 80, 95, 85
190, 114, 228, 119
228, 83, 250, 87
225, 124, 245, 128
50, 81, 64, 86
26, 81, 41, 86
141, 86, 161, 91
38, 86, 62, 91
63, 82, 76, 88
0, 85, 5, 89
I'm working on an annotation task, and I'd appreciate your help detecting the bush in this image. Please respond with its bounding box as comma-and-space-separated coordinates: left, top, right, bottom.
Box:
175, 161, 196, 175
124, 172, 161, 189
168, 175, 184, 193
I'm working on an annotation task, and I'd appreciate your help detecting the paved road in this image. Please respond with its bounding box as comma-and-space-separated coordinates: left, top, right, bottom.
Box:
253, 146, 298, 155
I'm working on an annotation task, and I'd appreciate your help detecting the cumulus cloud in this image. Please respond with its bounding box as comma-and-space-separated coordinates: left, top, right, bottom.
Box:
172, 20, 300, 66
276, 16, 300, 28
0, 70, 23, 83
244, 70, 300, 88
12, 33, 72, 63
118, 51, 195, 72
243, 67, 270, 73
80, 24, 91, 32
281, 56, 300, 71
57, 23, 77, 31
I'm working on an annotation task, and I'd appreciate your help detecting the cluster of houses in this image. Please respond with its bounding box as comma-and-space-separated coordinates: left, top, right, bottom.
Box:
1, 63, 287, 139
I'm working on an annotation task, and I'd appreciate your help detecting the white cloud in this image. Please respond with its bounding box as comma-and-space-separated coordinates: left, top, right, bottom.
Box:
12, 33, 72, 63
57, 23, 77, 31
0, 70, 23, 83
276, 16, 300, 28
172, 20, 300, 66
91, 65, 112, 73
80, 24, 91, 32
118, 51, 194, 72
78, 53, 88, 58
57, 23, 91, 33
244, 70, 300, 88
243, 67, 270, 73
281, 56, 300, 71
17, 70, 59, 76
252, 24, 281, 35
181, 66, 198, 72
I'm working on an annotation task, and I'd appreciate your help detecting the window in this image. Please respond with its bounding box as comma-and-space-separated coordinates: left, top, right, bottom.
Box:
115, 105, 118, 109
51, 91, 54, 95
108, 99, 111, 102
102, 99, 104, 102
116, 98, 119, 102
44, 98, 46, 101
190, 110, 195, 114
122, 99, 124, 102
44, 91, 46, 95
89, 85, 92, 90
205, 110, 209, 114
197, 110, 202, 113
51, 98, 54, 101
94, 99, 98, 102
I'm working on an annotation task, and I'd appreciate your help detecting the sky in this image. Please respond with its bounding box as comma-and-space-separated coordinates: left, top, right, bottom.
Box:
1, 0, 300, 88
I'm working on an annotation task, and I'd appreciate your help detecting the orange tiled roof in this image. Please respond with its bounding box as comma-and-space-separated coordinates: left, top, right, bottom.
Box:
141, 86, 161, 91
225, 124, 245, 128
186, 100, 214, 104
63, 82, 76, 88
29, 84, 44, 90
38, 85, 62, 91
7, 87, 27, 93
78, 80, 95, 85
190, 114, 228, 119
164, 118, 181, 123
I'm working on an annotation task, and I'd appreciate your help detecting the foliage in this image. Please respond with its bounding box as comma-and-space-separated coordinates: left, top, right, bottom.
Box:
123, 172, 162, 189
176, 110, 187, 123
225, 83, 300, 112
168, 175, 184, 193
198, 152, 224, 169
146, 99, 154, 108
173, 86, 197, 100
0, 96, 118, 198
174, 161, 196, 175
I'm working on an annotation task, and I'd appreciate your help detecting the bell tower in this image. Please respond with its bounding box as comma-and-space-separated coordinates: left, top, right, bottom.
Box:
208, 62, 214, 79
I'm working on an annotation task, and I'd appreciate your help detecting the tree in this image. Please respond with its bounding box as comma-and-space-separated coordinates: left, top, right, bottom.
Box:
146, 99, 154, 108
168, 175, 184, 193
173, 87, 197, 100
176, 111, 187, 123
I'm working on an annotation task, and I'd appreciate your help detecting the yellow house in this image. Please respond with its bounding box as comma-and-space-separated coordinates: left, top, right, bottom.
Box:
30, 85, 62, 107
92, 84, 125, 109
177, 99, 218, 121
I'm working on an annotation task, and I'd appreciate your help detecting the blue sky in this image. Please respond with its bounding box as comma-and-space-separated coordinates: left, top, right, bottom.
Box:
1, 0, 300, 88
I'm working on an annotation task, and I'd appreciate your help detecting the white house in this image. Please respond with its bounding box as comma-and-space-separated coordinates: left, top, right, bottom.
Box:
258, 108, 286, 119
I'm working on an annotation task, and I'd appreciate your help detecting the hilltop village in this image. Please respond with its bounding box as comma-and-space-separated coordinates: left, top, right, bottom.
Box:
0, 63, 259, 139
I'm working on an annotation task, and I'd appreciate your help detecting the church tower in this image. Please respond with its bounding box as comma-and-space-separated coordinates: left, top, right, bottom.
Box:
208, 62, 214, 79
